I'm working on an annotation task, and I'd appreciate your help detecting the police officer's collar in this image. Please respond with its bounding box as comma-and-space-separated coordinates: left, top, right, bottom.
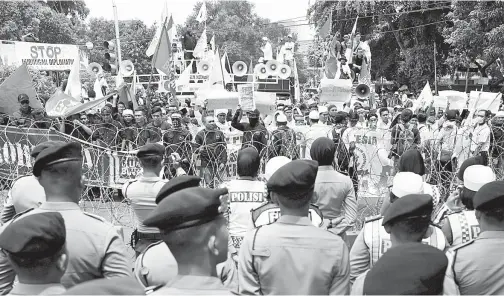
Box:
39, 201, 80, 211
276, 215, 312, 226
140, 176, 163, 182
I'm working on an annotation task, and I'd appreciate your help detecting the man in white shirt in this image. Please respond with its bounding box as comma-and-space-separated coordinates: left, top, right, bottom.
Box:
304, 110, 332, 159
471, 109, 491, 163
260, 37, 273, 62
283, 34, 295, 67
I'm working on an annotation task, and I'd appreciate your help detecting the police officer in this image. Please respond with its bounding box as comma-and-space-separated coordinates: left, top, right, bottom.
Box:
162, 113, 193, 177
352, 244, 448, 295
133, 175, 201, 289
195, 116, 227, 188
238, 160, 349, 295
250, 156, 324, 228
231, 107, 268, 155
443, 181, 504, 295
0, 141, 64, 223
0, 212, 67, 295
64, 277, 145, 295
349, 172, 446, 284
143, 187, 231, 295
269, 113, 297, 159
442, 165, 495, 247
0, 141, 131, 291
123, 144, 167, 256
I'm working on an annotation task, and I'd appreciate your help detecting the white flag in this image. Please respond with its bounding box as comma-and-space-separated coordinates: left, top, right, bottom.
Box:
193, 28, 208, 59
64, 60, 81, 99
413, 81, 433, 111
196, 2, 207, 23
208, 49, 224, 87
210, 35, 215, 52
176, 60, 193, 89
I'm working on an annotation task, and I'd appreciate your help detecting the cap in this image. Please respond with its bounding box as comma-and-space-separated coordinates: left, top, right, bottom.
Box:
171, 112, 182, 119
473, 181, 504, 210
276, 113, 287, 123
33, 142, 82, 177
463, 165, 495, 191
264, 156, 291, 181
137, 143, 165, 158
318, 106, 328, 114
155, 175, 201, 204
391, 172, 424, 198
65, 277, 145, 295
151, 106, 162, 114
145, 187, 227, 230
457, 156, 486, 181
267, 159, 318, 195
18, 94, 29, 103
363, 243, 448, 295
215, 109, 227, 116
284, 105, 293, 112
0, 212, 65, 259
309, 110, 319, 120
382, 194, 433, 226
247, 109, 260, 118
31, 141, 66, 158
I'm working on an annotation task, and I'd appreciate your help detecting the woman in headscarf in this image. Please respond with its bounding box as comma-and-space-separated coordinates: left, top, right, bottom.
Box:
380, 149, 441, 218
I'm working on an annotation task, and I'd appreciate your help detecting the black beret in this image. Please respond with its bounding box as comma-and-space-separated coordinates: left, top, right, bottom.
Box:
382, 194, 433, 226
473, 181, 504, 210
364, 243, 448, 295
65, 277, 145, 295
457, 156, 485, 181
145, 187, 227, 231
155, 175, 201, 204
0, 212, 65, 259
31, 141, 67, 158
267, 159, 318, 195
137, 143, 164, 158
33, 142, 82, 177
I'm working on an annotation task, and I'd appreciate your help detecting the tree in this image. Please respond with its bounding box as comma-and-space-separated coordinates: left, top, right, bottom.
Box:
308, 0, 450, 91
442, 1, 504, 82
82, 18, 157, 75
45, 1, 90, 20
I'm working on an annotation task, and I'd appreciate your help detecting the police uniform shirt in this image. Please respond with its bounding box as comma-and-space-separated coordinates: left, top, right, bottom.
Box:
238, 215, 350, 295
3, 202, 132, 288
134, 241, 178, 288
7, 283, 66, 295
250, 202, 324, 229
349, 216, 446, 283
150, 275, 232, 295
223, 178, 267, 250
123, 177, 167, 234
443, 210, 480, 247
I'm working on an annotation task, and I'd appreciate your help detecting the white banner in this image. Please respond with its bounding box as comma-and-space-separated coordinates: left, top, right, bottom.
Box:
0, 41, 79, 71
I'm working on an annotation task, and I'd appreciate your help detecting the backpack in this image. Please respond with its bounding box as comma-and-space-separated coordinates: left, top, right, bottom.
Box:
396, 124, 415, 156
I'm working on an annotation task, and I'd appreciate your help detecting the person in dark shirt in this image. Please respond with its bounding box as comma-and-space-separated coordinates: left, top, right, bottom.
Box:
231, 107, 268, 155
146, 107, 170, 144
93, 106, 124, 149
182, 30, 197, 73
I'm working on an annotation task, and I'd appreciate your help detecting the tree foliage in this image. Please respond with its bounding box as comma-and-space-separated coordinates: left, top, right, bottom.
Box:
46, 0, 90, 20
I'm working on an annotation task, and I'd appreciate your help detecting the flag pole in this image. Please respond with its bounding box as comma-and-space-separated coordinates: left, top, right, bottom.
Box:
217, 48, 226, 89
434, 41, 438, 95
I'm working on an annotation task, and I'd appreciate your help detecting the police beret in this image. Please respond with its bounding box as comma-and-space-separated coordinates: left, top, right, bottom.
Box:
65, 277, 145, 295
31, 141, 66, 158
267, 159, 318, 195
137, 143, 164, 158
363, 243, 448, 295
382, 194, 433, 226
155, 175, 201, 204
145, 187, 227, 230
33, 142, 82, 177
473, 181, 504, 210
0, 212, 65, 259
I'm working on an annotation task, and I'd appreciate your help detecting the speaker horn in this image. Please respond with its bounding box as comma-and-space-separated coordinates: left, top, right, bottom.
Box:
266, 60, 279, 76
256, 64, 268, 79
87, 62, 102, 75
278, 64, 291, 79
355, 84, 370, 98
232, 61, 247, 77
197, 60, 211, 75
119, 60, 134, 76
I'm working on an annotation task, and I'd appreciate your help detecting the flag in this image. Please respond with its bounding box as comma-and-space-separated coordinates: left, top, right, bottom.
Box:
45, 89, 81, 117
293, 59, 300, 103
152, 17, 172, 76
413, 81, 433, 111
147, 15, 173, 59
176, 60, 193, 89
64, 92, 116, 117
64, 60, 81, 100
319, 13, 331, 38
210, 34, 215, 52
193, 28, 208, 59
0, 65, 42, 115
130, 71, 139, 110
208, 48, 224, 87
221, 52, 232, 85
351, 16, 358, 35
246, 59, 253, 83
146, 0, 171, 57
196, 2, 207, 23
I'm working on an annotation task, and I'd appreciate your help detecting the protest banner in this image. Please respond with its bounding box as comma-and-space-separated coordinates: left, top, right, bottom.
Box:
319, 78, 352, 106
238, 84, 255, 111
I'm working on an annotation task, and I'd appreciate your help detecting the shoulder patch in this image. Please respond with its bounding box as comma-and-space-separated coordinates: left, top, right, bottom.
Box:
83, 211, 109, 223
364, 215, 382, 223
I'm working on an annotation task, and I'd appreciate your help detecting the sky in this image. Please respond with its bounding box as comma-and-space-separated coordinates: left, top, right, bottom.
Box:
84, 0, 315, 40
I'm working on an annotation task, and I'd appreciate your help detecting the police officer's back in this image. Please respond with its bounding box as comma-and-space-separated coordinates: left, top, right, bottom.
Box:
1, 142, 131, 289
143, 187, 232, 295
0, 212, 67, 295
65, 277, 145, 295
238, 160, 350, 295
123, 144, 168, 256
444, 181, 504, 295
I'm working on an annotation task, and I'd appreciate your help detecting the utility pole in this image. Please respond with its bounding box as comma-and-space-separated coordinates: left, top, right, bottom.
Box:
112, 0, 122, 66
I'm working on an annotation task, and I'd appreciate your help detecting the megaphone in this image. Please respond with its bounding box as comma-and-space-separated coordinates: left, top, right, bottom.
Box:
197, 60, 211, 75
355, 84, 370, 98
255, 64, 268, 79
278, 64, 291, 79
87, 62, 102, 75
232, 61, 247, 77
119, 60, 134, 76
266, 60, 279, 76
